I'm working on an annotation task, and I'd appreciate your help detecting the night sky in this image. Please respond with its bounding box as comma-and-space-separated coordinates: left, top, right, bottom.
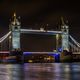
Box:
0, 0, 80, 51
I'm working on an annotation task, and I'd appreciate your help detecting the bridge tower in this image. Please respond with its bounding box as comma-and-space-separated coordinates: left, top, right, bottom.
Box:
61, 17, 69, 52
9, 13, 21, 50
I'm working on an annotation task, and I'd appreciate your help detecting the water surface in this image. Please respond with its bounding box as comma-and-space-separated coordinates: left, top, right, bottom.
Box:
0, 63, 80, 80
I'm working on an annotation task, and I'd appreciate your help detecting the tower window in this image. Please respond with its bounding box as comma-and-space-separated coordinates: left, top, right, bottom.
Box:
14, 26, 18, 29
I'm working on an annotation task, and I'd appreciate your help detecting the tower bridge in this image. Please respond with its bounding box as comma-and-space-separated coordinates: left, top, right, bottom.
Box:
0, 13, 80, 54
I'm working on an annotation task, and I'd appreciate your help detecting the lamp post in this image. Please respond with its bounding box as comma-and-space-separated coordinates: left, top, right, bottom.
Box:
56, 34, 59, 52
9, 36, 11, 51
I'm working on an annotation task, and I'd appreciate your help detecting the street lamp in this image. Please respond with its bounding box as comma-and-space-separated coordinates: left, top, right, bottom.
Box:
56, 34, 59, 52
9, 36, 11, 51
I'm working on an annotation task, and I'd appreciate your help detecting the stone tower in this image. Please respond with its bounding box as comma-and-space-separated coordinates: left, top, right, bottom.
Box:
61, 17, 69, 51
9, 13, 21, 50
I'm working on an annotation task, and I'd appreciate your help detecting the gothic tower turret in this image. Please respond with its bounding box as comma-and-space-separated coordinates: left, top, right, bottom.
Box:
9, 13, 21, 50
61, 17, 69, 51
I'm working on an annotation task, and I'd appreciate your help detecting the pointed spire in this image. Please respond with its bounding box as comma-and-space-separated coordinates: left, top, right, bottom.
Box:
13, 12, 16, 21
61, 16, 65, 25
13, 12, 16, 17
10, 12, 20, 25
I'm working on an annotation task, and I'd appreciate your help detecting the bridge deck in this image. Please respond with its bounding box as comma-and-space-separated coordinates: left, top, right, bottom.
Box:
20, 29, 62, 35
23, 52, 60, 54
0, 51, 60, 54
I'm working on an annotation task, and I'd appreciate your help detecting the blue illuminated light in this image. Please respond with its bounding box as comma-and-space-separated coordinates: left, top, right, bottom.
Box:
48, 52, 59, 56
55, 53, 59, 56
48, 52, 60, 62
23, 52, 32, 55
58, 48, 62, 52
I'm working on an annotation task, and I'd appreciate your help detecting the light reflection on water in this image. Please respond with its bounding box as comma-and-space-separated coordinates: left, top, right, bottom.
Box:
0, 63, 80, 80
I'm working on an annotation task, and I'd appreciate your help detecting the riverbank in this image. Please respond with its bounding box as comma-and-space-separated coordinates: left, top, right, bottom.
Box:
0, 51, 80, 63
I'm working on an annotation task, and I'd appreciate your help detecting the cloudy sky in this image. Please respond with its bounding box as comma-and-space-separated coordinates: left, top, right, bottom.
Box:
0, 0, 80, 51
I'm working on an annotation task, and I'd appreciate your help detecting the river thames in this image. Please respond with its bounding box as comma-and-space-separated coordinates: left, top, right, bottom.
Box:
0, 63, 80, 80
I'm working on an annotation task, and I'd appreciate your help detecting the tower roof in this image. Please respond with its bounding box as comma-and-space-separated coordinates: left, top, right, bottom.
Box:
13, 12, 17, 22
13, 12, 16, 17
10, 12, 20, 25
61, 16, 65, 25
